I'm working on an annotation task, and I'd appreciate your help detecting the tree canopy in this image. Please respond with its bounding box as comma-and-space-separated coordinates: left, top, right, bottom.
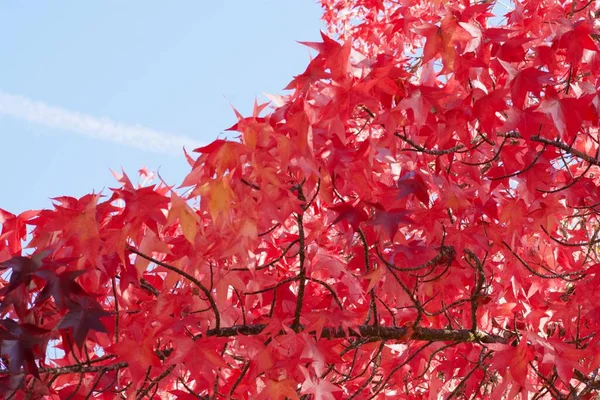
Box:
2, 0, 600, 398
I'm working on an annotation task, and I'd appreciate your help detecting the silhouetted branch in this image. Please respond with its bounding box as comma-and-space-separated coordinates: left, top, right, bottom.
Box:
127, 246, 221, 329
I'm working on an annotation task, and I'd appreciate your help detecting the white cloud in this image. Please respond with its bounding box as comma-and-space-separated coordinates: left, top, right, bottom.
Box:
0, 91, 203, 155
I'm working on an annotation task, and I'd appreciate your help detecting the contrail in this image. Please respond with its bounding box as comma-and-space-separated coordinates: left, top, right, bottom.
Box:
0, 91, 203, 155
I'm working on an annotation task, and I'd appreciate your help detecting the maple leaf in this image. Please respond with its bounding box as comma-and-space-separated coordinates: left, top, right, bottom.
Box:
256, 378, 299, 400
167, 192, 200, 244
0, 319, 50, 378
299, 31, 351, 79
536, 89, 596, 141
488, 335, 534, 387
363, 265, 385, 292
225, 101, 272, 149
0, 255, 42, 296
0, 208, 38, 254
385, 240, 439, 268
527, 198, 564, 232
499, 63, 553, 108
397, 88, 430, 129
0, 251, 53, 317
109, 185, 170, 236
35, 269, 88, 310
495, 37, 530, 63
554, 20, 598, 74
396, 172, 429, 205
458, 22, 483, 54
501, 106, 546, 139
418, 15, 472, 70
57, 297, 110, 349
197, 178, 235, 224
112, 336, 161, 383
193, 139, 251, 177
368, 207, 414, 240
46, 194, 102, 260
133, 228, 171, 276
168, 337, 229, 392
529, 334, 586, 384
328, 201, 369, 231
299, 365, 341, 400
285, 56, 330, 92
472, 88, 508, 136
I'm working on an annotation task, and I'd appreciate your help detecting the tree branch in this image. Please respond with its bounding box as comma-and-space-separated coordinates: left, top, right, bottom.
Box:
292, 185, 307, 331
202, 323, 508, 344
501, 132, 600, 167
127, 246, 221, 329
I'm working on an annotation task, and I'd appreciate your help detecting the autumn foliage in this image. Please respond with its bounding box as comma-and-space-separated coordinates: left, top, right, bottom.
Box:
2, 0, 600, 398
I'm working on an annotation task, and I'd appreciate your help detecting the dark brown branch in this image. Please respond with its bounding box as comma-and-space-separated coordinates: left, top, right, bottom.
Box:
500, 132, 600, 168
360, 105, 376, 118
396, 131, 465, 155
461, 136, 508, 166
240, 178, 260, 191
136, 364, 176, 400
292, 186, 307, 331
358, 228, 379, 326
127, 246, 221, 329
140, 278, 160, 296
231, 239, 300, 271
574, 369, 600, 397
447, 350, 492, 399
229, 361, 250, 398
540, 225, 600, 248
502, 240, 584, 281
464, 249, 486, 333
306, 276, 344, 309
111, 277, 119, 344
376, 244, 455, 272
488, 144, 547, 181
258, 222, 281, 237
244, 276, 298, 295
302, 177, 321, 211
347, 342, 385, 399
367, 341, 433, 399
537, 153, 595, 194
84, 369, 106, 400
0, 361, 129, 377
529, 361, 565, 400
0, 323, 509, 386
573, 0, 594, 13
201, 323, 507, 344
384, 263, 425, 326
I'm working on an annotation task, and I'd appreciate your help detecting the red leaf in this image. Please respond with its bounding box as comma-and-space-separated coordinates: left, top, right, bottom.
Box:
488, 335, 534, 387
328, 201, 369, 231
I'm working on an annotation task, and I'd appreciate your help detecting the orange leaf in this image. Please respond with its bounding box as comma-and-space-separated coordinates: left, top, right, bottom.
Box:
257, 378, 299, 400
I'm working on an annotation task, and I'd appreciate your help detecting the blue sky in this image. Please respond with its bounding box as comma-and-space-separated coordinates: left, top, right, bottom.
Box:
0, 1, 324, 213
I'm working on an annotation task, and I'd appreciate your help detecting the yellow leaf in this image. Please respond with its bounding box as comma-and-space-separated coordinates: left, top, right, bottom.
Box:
168, 192, 200, 243
198, 179, 235, 223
